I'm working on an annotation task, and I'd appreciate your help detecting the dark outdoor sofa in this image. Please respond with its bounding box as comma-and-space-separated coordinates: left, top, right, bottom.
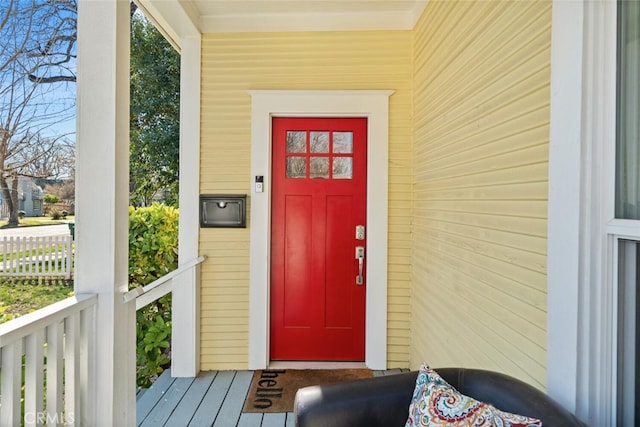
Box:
294, 367, 587, 427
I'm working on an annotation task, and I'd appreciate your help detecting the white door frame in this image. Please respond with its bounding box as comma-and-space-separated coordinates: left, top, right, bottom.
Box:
248, 90, 393, 370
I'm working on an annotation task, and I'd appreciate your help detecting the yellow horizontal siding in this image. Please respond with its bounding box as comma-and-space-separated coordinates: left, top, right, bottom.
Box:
200, 30, 413, 370
411, 0, 551, 390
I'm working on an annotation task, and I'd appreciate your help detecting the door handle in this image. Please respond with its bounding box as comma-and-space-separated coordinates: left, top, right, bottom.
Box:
355, 246, 365, 285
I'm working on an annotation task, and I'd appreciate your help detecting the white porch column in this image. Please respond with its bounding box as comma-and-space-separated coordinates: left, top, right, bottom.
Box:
172, 35, 202, 377
75, 1, 134, 425
548, 1, 617, 424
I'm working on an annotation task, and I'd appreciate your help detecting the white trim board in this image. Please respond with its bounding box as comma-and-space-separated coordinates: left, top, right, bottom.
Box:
248, 90, 394, 370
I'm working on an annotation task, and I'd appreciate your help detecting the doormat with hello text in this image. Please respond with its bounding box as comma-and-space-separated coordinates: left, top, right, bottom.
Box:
242, 368, 373, 413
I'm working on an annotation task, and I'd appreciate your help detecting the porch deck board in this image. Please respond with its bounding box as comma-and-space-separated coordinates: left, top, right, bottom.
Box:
236, 412, 296, 427
137, 368, 407, 427
261, 413, 288, 427
212, 371, 254, 427
237, 412, 264, 426
136, 367, 177, 424
188, 370, 236, 426
140, 377, 196, 427
165, 371, 218, 426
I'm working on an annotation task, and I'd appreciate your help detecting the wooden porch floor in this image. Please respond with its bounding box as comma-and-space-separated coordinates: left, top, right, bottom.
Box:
136, 368, 406, 427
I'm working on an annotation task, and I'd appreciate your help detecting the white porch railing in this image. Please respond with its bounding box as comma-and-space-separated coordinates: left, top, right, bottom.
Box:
0, 236, 74, 279
0, 294, 98, 426
0, 255, 205, 425
123, 256, 206, 309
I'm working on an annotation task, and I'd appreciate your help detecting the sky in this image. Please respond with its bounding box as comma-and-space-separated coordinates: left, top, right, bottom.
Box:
40, 81, 76, 143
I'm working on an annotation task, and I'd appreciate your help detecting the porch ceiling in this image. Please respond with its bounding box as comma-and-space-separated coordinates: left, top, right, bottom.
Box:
140, 0, 427, 37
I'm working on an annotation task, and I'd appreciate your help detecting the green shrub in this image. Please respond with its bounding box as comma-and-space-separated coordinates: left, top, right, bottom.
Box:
50, 209, 61, 220
44, 194, 59, 204
129, 203, 179, 388
129, 203, 179, 285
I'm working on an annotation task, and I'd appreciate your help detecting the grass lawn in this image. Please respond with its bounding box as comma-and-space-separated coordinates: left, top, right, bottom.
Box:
0, 278, 73, 323
0, 215, 75, 228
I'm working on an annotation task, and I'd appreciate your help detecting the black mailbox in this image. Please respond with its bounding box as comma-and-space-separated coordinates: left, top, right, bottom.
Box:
200, 194, 246, 228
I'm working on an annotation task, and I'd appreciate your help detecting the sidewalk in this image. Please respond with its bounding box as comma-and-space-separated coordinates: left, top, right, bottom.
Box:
0, 224, 71, 239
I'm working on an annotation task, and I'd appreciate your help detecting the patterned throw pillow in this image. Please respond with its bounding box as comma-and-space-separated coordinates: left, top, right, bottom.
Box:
405, 365, 542, 427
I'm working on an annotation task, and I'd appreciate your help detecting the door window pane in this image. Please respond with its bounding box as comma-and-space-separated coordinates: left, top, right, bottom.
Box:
310, 131, 329, 153
617, 240, 640, 426
333, 157, 353, 179
287, 131, 306, 153
333, 132, 353, 153
286, 157, 306, 178
310, 157, 329, 179
616, 1, 640, 219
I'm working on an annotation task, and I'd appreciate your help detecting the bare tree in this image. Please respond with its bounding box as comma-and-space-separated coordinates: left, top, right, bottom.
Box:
25, 0, 77, 84
0, 0, 76, 225
16, 135, 75, 180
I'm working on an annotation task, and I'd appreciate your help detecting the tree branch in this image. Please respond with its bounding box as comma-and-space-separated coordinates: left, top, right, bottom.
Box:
27, 74, 76, 83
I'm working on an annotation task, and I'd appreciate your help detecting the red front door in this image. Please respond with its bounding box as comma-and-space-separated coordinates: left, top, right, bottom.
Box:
270, 117, 367, 361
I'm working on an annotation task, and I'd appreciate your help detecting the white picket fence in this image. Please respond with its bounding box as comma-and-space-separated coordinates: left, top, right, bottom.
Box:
0, 236, 73, 279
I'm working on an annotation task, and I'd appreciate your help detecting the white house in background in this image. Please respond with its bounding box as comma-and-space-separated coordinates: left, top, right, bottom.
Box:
0, 177, 44, 218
